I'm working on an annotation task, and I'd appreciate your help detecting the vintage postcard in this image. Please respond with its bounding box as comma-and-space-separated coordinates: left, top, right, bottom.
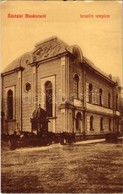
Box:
1, 1, 123, 193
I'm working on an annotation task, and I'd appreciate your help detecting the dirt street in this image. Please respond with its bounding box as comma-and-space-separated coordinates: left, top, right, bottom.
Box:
1, 142, 123, 193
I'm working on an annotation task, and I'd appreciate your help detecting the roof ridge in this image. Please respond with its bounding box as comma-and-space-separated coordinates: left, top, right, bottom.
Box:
35, 36, 70, 49
35, 36, 58, 47
84, 57, 115, 82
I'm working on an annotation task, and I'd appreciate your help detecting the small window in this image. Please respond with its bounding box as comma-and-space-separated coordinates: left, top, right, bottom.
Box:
89, 84, 93, 103
73, 74, 79, 99
116, 118, 119, 132
116, 95, 118, 110
108, 93, 111, 108
25, 82, 31, 92
90, 116, 94, 131
7, 90, 13, 120
109, 118, 111, 131
100, 117, 103, 131
99, 88, 103, 106
45, 81, 52, 117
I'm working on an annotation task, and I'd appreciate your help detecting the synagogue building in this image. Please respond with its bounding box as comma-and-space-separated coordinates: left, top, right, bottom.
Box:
1, 37, 121, 135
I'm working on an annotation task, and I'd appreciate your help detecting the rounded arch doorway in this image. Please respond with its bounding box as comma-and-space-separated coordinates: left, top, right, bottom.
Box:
76, 112, 82, 133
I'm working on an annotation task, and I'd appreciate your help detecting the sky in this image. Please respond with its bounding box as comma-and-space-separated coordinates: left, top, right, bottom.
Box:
1, 1, 122, 87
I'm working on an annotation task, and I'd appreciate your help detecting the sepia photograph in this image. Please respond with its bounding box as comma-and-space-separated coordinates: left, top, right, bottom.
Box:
1, 1, 123, 193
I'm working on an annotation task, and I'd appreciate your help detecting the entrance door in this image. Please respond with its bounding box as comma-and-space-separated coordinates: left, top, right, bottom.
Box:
76, 112, 81, 133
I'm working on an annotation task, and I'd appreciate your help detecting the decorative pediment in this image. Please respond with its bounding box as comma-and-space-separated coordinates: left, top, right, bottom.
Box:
20, 52, 33, 67
72, 45, 83, 63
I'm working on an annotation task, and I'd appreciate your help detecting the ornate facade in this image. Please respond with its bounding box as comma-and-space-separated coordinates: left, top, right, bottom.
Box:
1, 37, 121, 135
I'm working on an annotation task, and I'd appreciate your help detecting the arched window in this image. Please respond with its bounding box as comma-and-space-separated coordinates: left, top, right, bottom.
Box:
116, 94, 118, 110
90, 116, 94, 131
109, 118, 111, 131
89, 84, 93, 103
99, 88, 103, 106
100, 117, 103, 131
73, 74, 79, 99
7, 90, 13, 119
45, 81, 52, 117
108, 93, 111, 108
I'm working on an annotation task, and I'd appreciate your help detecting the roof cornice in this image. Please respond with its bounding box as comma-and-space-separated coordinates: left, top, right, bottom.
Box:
1, 66, 25, 77
30, 52, 68, 67
81, 62, 116, 86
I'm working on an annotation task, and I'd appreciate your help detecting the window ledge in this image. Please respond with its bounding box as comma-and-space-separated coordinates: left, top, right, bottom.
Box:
87, 102, 113, 110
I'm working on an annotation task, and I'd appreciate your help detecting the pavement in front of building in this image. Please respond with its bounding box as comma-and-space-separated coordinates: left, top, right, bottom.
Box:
75, 138, 105, 145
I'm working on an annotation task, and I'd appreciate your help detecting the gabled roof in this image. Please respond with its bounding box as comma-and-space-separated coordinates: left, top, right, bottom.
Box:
2, 56, 22, 74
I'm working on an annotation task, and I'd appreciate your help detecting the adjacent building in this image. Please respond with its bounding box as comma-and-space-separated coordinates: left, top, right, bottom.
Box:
1, 36, 121, 135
